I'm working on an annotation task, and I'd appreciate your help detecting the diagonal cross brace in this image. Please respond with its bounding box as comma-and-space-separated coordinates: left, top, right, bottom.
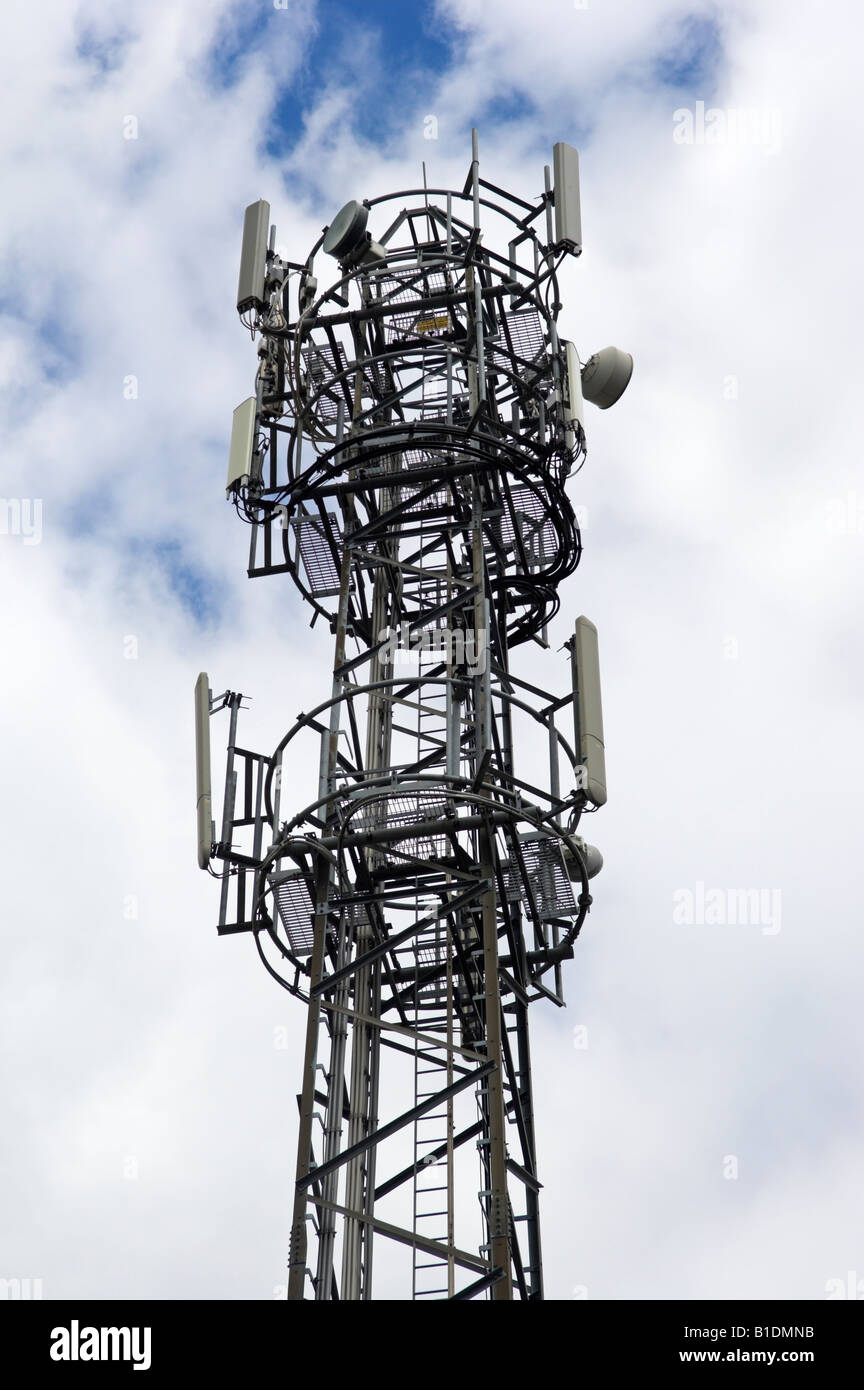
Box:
309, 1195, 491, 1276
310, 878, 488, 998
296, 1059, 495, 1192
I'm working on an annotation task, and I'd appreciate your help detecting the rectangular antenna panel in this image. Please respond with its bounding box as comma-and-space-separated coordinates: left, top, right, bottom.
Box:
572, 616, 606, 806
564, 340, 585, 437
227, 397, 257, 494
236, 198, 270, 313
194, 672, 213, 869
552, 143, 582, 253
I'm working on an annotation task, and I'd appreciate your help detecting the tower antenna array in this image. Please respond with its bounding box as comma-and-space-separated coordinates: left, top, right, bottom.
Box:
197, 131, 631, 1300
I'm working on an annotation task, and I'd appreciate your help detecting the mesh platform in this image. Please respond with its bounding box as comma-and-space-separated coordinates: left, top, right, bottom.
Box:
497, 482, 558, 568
399, 447, 454, 513
488, 307, 547, 378
303, 340, 389, 422
375, 266, 452, 343
354, 790, 452, 860
348, 447, 457, 536
290, 511, 342, 596
500, 836, 576, 919
273, 872, 316, 956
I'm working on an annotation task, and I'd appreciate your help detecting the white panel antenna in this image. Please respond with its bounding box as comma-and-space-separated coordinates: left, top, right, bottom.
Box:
552, 142, 582, 253
571, 616, 607, 806
563, 340, 585, 448
226, 397, 257, 495
236, 199, 271, 314
194, 672, 213, 869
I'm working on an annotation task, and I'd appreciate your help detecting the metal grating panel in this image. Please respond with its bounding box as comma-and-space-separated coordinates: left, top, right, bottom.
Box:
356, 790, 451, 860
501, 836, 576, 919
303, 340, 389, 421
274, 873, 316, 956
497, 483, 558, 567
347, 448, 454, 534
489, 308, 546, 377
290, 511, 342, 596
377, 266, 451, 343
303, 341, 344, 422
400, 448, 452, 512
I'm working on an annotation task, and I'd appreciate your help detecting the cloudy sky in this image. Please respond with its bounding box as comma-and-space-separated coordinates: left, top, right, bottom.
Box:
1, 0, 862, 1301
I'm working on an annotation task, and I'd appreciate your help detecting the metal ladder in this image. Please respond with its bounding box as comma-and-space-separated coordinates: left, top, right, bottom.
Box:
410, 542, 456, 1298
411, 923, 455, 1298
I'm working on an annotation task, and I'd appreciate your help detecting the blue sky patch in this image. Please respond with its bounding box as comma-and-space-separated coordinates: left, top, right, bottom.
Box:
653, 11, 723, 94
74, 23, 134, 78
128, 538, 222, 626
212, 0, 454, 162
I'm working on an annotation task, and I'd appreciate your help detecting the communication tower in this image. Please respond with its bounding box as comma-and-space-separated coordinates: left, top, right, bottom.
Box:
195, 131, 632, 1300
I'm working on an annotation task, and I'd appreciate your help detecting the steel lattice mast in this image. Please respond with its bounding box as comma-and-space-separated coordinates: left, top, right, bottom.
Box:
195, 131, 632, 1300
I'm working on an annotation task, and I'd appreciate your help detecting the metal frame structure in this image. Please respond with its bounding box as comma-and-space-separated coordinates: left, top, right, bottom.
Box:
197, 131, 628, 1300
